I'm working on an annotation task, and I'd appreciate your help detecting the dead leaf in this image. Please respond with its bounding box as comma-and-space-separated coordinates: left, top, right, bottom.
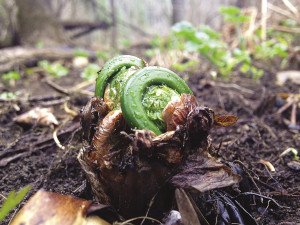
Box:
11, 190, 112, 225
276, 70, 300, 86
171, 153, 241, 192
175, 189, 201, 225
162, 94, 198, 131
14, 107, 59, 127
214, 114, 238, 127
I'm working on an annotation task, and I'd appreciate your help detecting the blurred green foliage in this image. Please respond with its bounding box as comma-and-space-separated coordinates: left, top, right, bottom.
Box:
96, 51, 110, 61
172, 60, 198, 72
0, 185, 31, 222
74, 49, 89, 58
172, 21, 264, 78
147, 6, 295, 79
0, 91, 17, 100
38, 60, 69, 78
219, 6, 250, 24
2, 71, 20, 82
81, 63, 101, 81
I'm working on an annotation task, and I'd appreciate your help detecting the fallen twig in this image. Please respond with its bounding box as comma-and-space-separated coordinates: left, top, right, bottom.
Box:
44, 79, 70, 95
53, 127, 65, 150
63, 102, 78, 117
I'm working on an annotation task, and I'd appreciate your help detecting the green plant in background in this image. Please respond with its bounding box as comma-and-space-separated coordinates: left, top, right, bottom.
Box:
219, 6, 249, 24
2, 71, 20, 81
172, 21, 263, 78
35, 41, 44, 49
74, 49, 89, 58
254, 28, 291, 68
38, 60, 69, 78
96, 51, 110, 61
255, 39, 288, 60
81, 63, 101, 81
0, 91, 18, 100
145, 35, 175, 58
120, 39, 132, 49
167, 6, 293, 79
171, 60, 198, 72
0, 185, 31, 222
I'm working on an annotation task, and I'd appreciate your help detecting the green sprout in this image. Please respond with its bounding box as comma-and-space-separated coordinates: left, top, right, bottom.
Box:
81, 64, 101, 81
2, 71, 20, 81
38, 60, 69, 78
142, 85, 180, 131
219, 6, 250, 24
280, 147, 299, 161
73, 49, 89, 58
0, 92, 18, 101
0, 185, 31, 222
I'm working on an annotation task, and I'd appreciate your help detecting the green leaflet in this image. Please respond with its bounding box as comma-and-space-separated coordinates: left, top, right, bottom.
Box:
142, 85, 179, 131
121, 66, 192, 134
95, 55, 193, 134
95, 55, 146, 98
107, 66, 137, 109
0, 185, 31, 222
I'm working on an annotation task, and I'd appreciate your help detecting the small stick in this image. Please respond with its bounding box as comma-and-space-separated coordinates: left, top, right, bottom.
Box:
282, 0, 298, 15
276, 97, 294, 114
215, 83, 254, 94
63, 102, 78, 117
244, 7, 258, 38
53, 127, 65, 150
259, 159, 276, 172
268, 3, 295, 19
117, 216, 163, 225
44, 79, 69, 95
272, 25, 300, 34
290, 102, 297, 126
0, 193, 7, 200
261, 0, 268, 40
70, 79, 95, 92
78, 90, 94, 96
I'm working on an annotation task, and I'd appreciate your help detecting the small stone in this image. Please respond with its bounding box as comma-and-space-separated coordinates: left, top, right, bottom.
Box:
287, 160, 300, 171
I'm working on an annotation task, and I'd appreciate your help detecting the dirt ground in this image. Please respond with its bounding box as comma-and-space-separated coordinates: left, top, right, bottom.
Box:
0, 55, 299, 225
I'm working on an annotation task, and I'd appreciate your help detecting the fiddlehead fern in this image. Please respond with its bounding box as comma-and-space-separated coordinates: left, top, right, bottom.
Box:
121, 67, 192, 134
95, 55, 146, 100
95, 55, 192, 134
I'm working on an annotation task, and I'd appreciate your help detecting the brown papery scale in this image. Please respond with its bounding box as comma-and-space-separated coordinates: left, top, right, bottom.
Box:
162, 94, 198, 131
78, 92, 241, 221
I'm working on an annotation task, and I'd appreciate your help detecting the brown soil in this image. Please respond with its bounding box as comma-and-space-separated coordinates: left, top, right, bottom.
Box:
0, 58, 299, 225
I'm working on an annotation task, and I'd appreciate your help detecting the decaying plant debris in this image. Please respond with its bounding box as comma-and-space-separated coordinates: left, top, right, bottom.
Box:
10, 190, 117, 225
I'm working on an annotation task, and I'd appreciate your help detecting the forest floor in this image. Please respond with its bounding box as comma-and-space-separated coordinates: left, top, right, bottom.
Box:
0, 51, 299, 225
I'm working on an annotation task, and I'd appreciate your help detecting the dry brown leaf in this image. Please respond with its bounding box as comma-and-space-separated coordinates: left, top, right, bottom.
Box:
214, 114, 238, 127
171, 153, 241, 192
162, 94, 198, 131
11, 190, 111, 225
14, 107, 59, 127
175, 189, 201, 225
